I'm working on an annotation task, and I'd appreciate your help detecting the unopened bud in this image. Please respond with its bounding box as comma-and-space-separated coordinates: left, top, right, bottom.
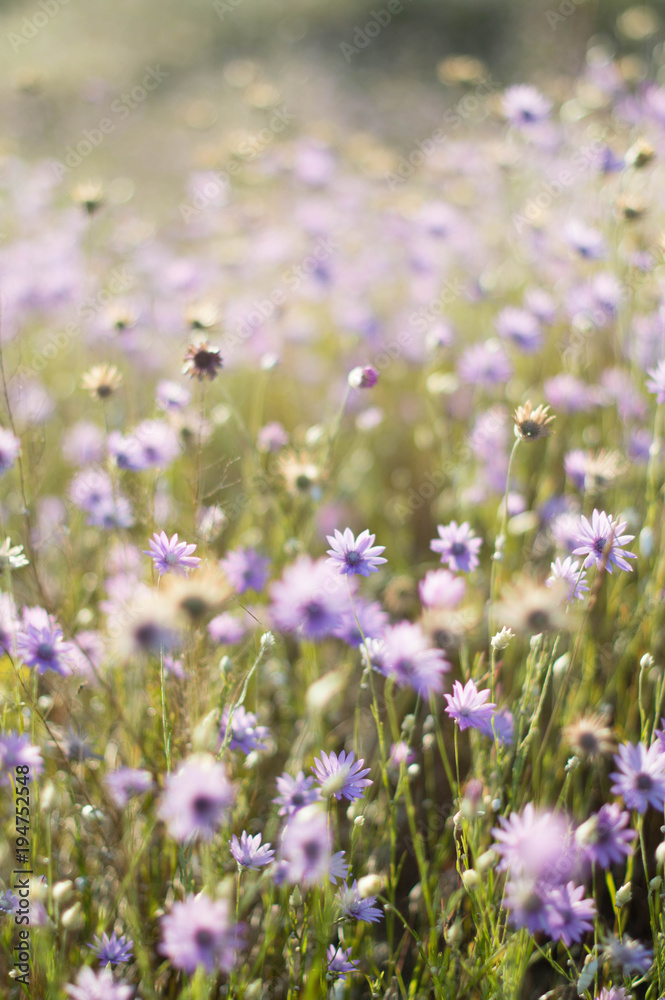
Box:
461, 869, 479, 891
476, 849, 496, 873
289, 886, 302, 908
656, 841, 665, 866
615, 882, 632, 907
61, 902, 83, 929
52, 880, 73, 904
491, 626, 514, 651
357, 874, 383, 898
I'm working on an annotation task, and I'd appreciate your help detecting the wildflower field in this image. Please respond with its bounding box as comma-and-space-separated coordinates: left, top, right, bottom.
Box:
4, 4, 665, 999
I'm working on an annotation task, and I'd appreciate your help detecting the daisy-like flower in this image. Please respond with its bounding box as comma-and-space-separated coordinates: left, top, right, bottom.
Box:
547, 556, 588, 601
430, 521, 482, 573
269, 556, 346, 639
325, 528, 387, 577
144, 531, 201, 577
277, 452, 323, 499
502, 84, 552, 126
0, 428, 20, 476
230, 831, 275, 869
328, 851, 351, 886
159, 893, 242, 973
513, 401, 555, 441
81, 364, 122, 399
65, 967, 133, 1000
88, 930, 134, 965
220, 548, 270, 593
546, 881, 596, 946
444, 679, 496, 732
379, 622, 450, 697
183, 340, 223, 381
337, 880, 383, 924
158, 754, 234, 841
279, 804, 331, 886
646, 359, 665, 403
610, 741, 665, 813
503, 877, 552, 934
312, 749, 372, 802
419, 569, 466, 609
16, 619, 74, 675
104, 768, 154, 808
219, 706, 269, 754
273, 771, 321, 816
71, 179, 105, 214
575, 804, 636, 869
495, 579, 569, 635
0, 539, 28, 571
572, 510, 636, 573
0, 732, 43, 783
563, 713, 614, 760
162, 566, 232, 624
185, 301, 219, 331
492, 804, 576, 884
595, 989, 630, 1000
326, 944, 359, 978
602, 931, 653, 977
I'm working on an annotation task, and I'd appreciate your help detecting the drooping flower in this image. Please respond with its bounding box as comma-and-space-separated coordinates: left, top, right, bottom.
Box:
312, 749, 372, 802
326, 528, 387, 577
610, 741, 665, 813
81, 364, 122, 399
337, 880, 382, 924
230, 831, 275, 870
572, 509, 636, 573
430, 521, 482, 573
445, 680, 496, 732
326, 944, 359, 978
88, 930, 134, 965
159, 893, 242, 973
513, 401, 555, 441
158, 754, 234, 841
144, 531, 200, 577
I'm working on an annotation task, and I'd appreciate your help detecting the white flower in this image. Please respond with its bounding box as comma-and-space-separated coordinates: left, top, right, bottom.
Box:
0, 539, 29, 571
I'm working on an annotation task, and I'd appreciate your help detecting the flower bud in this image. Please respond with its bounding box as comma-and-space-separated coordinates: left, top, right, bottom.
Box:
61, 902, 83, 929
615, 881, 632, 907
461, 869, 479, 891
52, 880, 73, 904
358, 874, 383, 898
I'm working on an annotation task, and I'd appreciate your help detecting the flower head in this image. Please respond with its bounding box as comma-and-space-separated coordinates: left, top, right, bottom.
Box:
546, 881, 595, 946
273, 770, 321, 816
444, 679, 496, 732
610, 741, 665, 813
279, 804, 331, 886
158, 754, 234, 841
312, 749, 372, 802
144, 531, 201, 577
502, 84, 552, 126
230, 831, 275, 869
88, 930, 134, 965
65, 967, 133, 1000
326, 528, 387, 577
337, 880, 382, 924
16, 619, 74, 675
219, 706, 269, 754
547, 556, 589, 601
0, 428, 20, 475
379, 621, 450, 697
82, 364, 122, 399
513, 401, 555, 441
220, 548, 270, 593
575, 804, 636, 869
183, 340, 223, 381
0, 539, 28, 571
646, 359, 665, 403
159, 893, 242, 973
430, 521, 482, 573
348, 365, 378, 389
326, 944, 359, 978
572, 509, 636, 573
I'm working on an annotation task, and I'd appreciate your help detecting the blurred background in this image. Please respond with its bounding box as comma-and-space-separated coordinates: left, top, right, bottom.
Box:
0, 0, 662, 185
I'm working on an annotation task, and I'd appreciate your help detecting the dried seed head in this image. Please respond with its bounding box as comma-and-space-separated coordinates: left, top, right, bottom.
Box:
513, 400, 555, 441
183, 340, 223, 381
81, 364, 122, 399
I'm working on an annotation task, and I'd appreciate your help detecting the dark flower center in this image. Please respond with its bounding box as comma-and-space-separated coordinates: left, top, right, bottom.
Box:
181, 596, 207, 619
194, 929, 215, 949
450, 542, 467, 557
36, 643, 55, 661
295, 474, 312, 491
304, 840, 322, 863
192, 795, 216, 819
636, 773, 653, 791
346, 551, 360, 565
518, 420, 540, 438
526, 610, 550, 632
194, 350, 217, 371
593, 537, 607, 555
291, 792, 305, 807
305, 601, 324, 622
578, 732, 600, 753
135, 624, 162, 649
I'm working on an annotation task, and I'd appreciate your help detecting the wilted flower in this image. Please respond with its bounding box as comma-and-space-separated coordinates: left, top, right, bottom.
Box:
513, 401, 555, 441
82, 364, 122, 399
183, 340, 223, 380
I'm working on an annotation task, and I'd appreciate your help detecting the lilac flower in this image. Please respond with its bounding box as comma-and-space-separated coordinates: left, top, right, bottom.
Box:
0, 592, 17, 654
156, 380, 191, 411
348, 365, 378, 389
144, 532, 200, 577
547, 557, 589, 601
0, 732, 43, 782
478, 707, 514, 745
70, 469, 135, 529
419, 569, 466, 609
332, 599, 387, 647
379, 622, 450, 697
564, 450, 588, 491
312, 749, 372, 802
564, 220, 606, 259
104, 768, 154, 808
230, 831, 275, 869
610, 741, 665, 813
133, 419, 180, 469
646, 359, 665, 403
337, 880, 382, 923
257, 422, 289, 453
326, 944, 359, 977
273, 771, 321, 816
62, 422, 105, 465
279, 805, 331, 885
572, 509, 636, 573
329, 851, 350, 885
64, 967, 134, 1000
457, 340, 513, 388
0, 890, 19, 914
159, 893, 242, 973
546, 882, 595, 946
503, 877, 553, 934
88, 931, 134, 965
492, 805, 577, 884
16, 619, 74, 675
445, 680, 496, 732
502, 84, 552, 126
269, 556, 347, 639
219, 706, 269, 754
0, 428, 20, 476
220, 548, 270, 593
495, 307, 542, 354
158, 754, 234, 841
326, 528, 387, 577
595, 989, 630, 1000
430, 521, 482, 573
575, 804, 636, 869
208, 613, 246, 645
389, 741, 416, 768
602, 931, 653, 976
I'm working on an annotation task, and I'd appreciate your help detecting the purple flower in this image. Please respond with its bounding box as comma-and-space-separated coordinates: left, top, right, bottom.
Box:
478, 707, 514, 744
230, 831, 275, 869
104, 768, 154, 808
610, 741, 665, 813
572, 509, 636, 573
326, 528, 387, 577
159, 893, 242, 974
546, 881, 595, 946
495, 307, 542, 354
329, 851, 350, 885
419, 569, 466, 609
444, 679, 496, 732
326, 944, 359, 977
547, 557, 589, 601
144, 531, 200, 577
337, 880, 382, 924
65, 967, 134, 1000
602, 931, 653, 977
503, 877, 553, 934
0, 428, 20, 476
257, 422, 289, 453
457, 340, 513, 388
379, 622, 450, 697
430, 521, 482, 573
133, 419, 180, 469
492, 805, 577, 884
207, 613, 246, 645
0, 732, 43, 782
16, 619, 74, 675
279, 805, 331, 885
502, 84, 552, 126
348, 365, 378, 389
220, 548, 270, 593
158, 754, 234, 841
312, 749, 372, 802
332, 599, 387, 647
575, 804, 636, 869
219, 706, 269, 754
0, 890, 19, 914
69, 468, 134, 529
62, 422, 105, 465
273, 771, 321, 816
564, 220, 606, 259
646, 359, 665, 403
156, 380, 191, 411
269, 556, 347, 640
88, 930, 134, 965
